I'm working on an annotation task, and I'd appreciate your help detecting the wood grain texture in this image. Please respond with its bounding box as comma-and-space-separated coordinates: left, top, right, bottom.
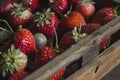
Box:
66, 40, 120, 80
24, 15, 120, 80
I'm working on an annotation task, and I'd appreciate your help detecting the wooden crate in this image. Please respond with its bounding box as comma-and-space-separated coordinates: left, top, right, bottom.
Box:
67, 40, 120, 80
23, 1, 120, 80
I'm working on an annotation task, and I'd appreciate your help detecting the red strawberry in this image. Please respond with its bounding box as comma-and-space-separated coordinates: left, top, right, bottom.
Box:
22, 0, 40, 12
81, 23, 110, 50
39, 46, 56, 64
14, 28, 36, 55
59, 32, 74, 51
0, 0, 13, 17
75, 0, 95, 19
9, 71, 29, 80
59, 11, 86, 34
50, 68, 65, 80
49, 0, 68, 14
92, 7, 116, 25
0, 45, 28, 77
8, 3, 33, 28
34, 46, 65, 80
81, 23, 101, 34
100, 37, 110, 49
34, 9, 59, 38
34, 46, 57, 70
59, 27, 87, 51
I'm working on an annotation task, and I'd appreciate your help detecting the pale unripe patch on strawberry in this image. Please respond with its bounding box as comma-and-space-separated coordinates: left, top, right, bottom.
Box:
21, 10, 32, 17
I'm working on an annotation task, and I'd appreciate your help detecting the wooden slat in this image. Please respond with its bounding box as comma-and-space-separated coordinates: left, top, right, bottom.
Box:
24, 15, 120, 80
66, 40, 120, 80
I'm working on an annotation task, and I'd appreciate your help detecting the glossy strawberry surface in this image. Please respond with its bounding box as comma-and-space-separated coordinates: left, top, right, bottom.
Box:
34, 13, 59, 38
9, 10, 33, 28
49, 0, 68, 14
50, 68, 65, 80
23, 0, 39, 12
92, 7, 115, 25
75, 3, 95, 18
60, 11, 86, 32
14, 28, 36, 54
34, 46, 56, 70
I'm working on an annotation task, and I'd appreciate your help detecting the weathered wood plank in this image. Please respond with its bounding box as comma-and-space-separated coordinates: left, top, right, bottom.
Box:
66, 40, 120, 80
24, 15, 120, 80
101, 64, 120, 80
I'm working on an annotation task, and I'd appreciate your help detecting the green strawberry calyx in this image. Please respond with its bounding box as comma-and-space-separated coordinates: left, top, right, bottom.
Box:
34, 8, 53, 27
10, 3, 31, 18
72, 27, 87, 43
0, 45, 27, 77
73, 19, 87, 43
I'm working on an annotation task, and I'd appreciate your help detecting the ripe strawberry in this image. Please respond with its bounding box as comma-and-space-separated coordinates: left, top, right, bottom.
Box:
0, 45, 28, 77
75, 0, 95, 19
100, 37, 111, 49
50, 68, 65, 80
81, 23, 101, 34
8, 3, 33, 28
34, 25, 61, 69
14, 27, 36, 55
34, 46, 65, 80
0, 0, 13, 17
59, 32, 74, 51
34, 9, 59, 38
59, 11, 86, 34
49, 0, 68, 14
9, 71, 29, 80
92, 7, 116, 25
22, 0, 40, 12
81, 23, 110, 50
34, 46, 57, 70
59, 27, 87, 51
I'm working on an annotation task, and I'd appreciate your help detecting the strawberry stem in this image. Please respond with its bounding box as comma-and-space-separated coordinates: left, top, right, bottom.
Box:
64, 6, 72, 17
14, 25, 22, 35
0, 19, 14, 33
73, 18, 87, 43
51, 21, 59, 49
0, 27, 11, 33
51, 20, 63, 53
